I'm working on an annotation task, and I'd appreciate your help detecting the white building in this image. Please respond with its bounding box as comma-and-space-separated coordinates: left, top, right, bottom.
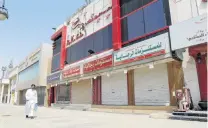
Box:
7, 66, 19, 104
16, 43, 52, 106
0, 78, 10, 104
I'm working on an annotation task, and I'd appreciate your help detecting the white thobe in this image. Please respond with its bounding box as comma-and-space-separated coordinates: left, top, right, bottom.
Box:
25, 89, 38, 117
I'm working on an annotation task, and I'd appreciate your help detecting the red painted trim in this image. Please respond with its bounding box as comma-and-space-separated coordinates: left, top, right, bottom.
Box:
65, 48, 112, 67
51, 26, 64, 40
98, 76, 102, 105
195, 56, 207, 101
92, 79, 95, 104
92, 76, 102, 105
54, 86, 56, 103
112, 0, 122, 50
189, 43, 207, 101
120, 0, 157, 19
189, 43, 207, 56
60, 26, 67, 69
122, 26, 169, 46
67, 23, 112, 47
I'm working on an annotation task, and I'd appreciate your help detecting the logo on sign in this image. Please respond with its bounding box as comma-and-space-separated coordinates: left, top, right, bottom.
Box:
84, 55, 113, 73
63, 66, 81, 78
114, 33, 169, 65
67, 6, 112, 46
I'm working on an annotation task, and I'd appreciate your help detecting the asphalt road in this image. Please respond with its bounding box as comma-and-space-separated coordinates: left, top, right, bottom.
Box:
0, 104, 206, 128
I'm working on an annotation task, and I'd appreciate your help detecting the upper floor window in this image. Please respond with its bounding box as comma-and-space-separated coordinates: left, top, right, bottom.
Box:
120, 0, 154, 17
66, 24, 113, 64
18, 62, 39, 83
51, 53, 60, 73
53, 35, 62, 56
121, 0, 167, 43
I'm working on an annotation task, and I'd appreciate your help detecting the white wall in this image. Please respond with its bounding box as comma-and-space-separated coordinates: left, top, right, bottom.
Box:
8, 66, 18, 79
169, 0, 207, 24
183, 55, 201, 107
16, 43, 52, 90
67, 0, 112, 47
39, 43, 53, 86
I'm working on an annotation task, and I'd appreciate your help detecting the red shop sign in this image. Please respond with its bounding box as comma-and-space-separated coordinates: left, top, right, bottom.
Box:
63, 66, 81, 78
84, 55, 113, 73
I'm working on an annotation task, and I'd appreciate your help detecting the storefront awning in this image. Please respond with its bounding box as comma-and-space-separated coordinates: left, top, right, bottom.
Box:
62, 56, 174, 83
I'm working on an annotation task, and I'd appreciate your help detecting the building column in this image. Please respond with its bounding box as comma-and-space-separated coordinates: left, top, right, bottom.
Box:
7, 84, 11, 104
167, 61, 184, 106
92, 76, 102, 105
194, 55, 207, 101
54, 86, 57, 104
112, 0, 122, 50
0, 84, 5, 103
127, 70, 135, 105
60, 26, 67, 69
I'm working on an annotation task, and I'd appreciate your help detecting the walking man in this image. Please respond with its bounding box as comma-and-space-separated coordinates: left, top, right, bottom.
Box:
25, 84, 38, 119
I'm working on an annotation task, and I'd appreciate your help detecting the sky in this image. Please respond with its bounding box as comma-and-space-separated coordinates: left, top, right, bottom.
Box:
0, 0, 85, 74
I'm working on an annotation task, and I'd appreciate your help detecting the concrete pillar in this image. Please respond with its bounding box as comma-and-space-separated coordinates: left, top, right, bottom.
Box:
127, 70, 135, 106
0, 84, 5, 103
7, 84, 11, 104
167, 61, 184, 106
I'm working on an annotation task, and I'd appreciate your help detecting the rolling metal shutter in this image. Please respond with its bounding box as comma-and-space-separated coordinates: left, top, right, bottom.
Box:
71, 79, 92, 104
134, 64, 170, 106
102, 72, 128, 105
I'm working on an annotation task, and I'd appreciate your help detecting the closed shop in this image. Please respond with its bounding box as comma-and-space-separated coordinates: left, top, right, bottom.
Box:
56, 84, 70, 102
102, 72, 128, 105
71, 79, 92, 104
134, 64, 170, 106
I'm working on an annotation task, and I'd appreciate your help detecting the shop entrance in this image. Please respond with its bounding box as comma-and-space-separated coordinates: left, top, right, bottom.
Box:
56, 84, 70, 104
71, 79, 92, 104
134, 64, 170, 106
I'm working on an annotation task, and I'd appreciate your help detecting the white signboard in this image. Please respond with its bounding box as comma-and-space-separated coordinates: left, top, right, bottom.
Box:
170, 14, 207, 50
114, 33, 170, 65
18, 50, 40, 72
67, 0, 112, 47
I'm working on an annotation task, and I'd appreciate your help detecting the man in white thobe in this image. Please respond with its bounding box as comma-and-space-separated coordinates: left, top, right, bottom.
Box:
25, 84, 38, 119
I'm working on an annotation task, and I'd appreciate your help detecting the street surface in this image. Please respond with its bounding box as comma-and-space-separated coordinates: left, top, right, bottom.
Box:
0, 104, 206, 128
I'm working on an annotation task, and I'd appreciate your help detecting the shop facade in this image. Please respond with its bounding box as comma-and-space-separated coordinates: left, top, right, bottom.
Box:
62, 50, 114, 105
170, 13, 207, 109
0, 79, 10, 104
48, 0, 189, 109
112, 32, 183, 106
47, 71, 70, 106
16, 43, 52, 106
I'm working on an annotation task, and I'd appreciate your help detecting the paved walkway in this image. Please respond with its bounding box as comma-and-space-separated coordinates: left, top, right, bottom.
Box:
0, 104, 206, 128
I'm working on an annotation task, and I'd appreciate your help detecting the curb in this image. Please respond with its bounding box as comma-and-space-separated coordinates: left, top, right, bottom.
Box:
149, 112, 171, 119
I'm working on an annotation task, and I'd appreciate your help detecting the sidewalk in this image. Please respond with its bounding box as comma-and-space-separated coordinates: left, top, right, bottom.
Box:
0, 104, 206, 128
